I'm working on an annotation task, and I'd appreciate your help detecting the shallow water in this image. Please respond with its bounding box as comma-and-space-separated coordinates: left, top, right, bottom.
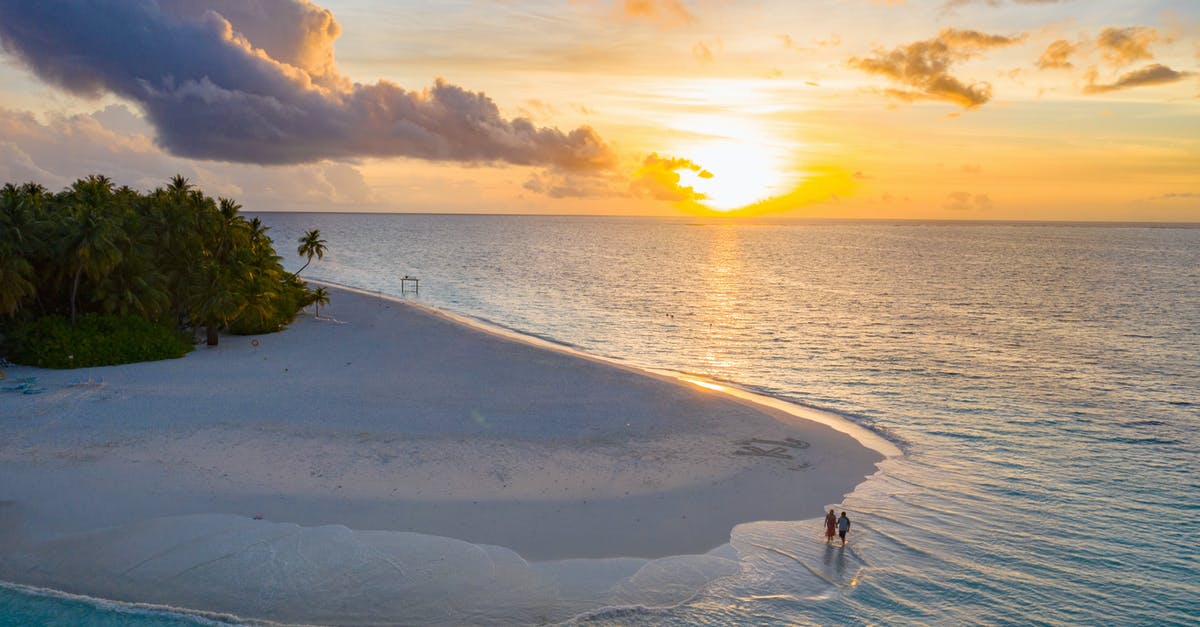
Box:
5, 216, 1198, 625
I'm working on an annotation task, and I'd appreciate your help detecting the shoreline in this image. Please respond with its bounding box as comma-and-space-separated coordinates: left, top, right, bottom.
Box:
309, 278, 901, 460
0, 284, 887, 623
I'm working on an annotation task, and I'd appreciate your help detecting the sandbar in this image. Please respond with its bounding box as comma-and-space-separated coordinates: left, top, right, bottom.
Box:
0, 284, 885, 624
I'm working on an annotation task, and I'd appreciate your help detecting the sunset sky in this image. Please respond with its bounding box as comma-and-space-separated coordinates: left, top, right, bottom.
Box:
0, 0, 1196, 220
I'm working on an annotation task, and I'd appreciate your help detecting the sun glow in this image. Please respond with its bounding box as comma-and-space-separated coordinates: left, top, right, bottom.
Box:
670, 114, 793, 211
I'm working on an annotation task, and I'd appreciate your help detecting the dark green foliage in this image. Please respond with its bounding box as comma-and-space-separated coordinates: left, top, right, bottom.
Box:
8, 314, 193, 368
228, 277, 309, 335
0, 175, 326, 363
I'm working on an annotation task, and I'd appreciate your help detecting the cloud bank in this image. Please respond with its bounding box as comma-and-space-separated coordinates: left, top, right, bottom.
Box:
0, 0, 614, 170
849, 28, 1024, 108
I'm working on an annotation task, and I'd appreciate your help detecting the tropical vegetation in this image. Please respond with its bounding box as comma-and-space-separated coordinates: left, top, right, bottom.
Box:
0, 175, 324, 367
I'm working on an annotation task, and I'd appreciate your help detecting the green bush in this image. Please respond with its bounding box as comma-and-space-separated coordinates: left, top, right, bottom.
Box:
8, 314, 193, 368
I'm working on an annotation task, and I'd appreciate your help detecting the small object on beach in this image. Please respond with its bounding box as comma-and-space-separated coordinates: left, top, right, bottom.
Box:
253, 514, 264, 520
251, 338, 260, 350
733, 444, 793, 459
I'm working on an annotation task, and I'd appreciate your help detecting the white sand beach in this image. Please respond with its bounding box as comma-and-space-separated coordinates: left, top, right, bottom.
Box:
0, 284, 886, 624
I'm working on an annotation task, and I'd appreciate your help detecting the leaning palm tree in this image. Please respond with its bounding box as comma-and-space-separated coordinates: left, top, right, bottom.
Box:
311, 286, 330, 318
293, 229, 326, 278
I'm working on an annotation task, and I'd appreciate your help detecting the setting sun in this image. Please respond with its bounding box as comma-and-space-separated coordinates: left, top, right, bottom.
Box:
676, 134, 792, 211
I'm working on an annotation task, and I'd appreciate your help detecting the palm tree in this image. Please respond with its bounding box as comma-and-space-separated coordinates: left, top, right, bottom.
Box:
312, 286, 330, 318
0, 185, 40, 316
294, 229, 327, 278
0, 251, 34, 317
190, 260, 247, 346
62, 203, 125, 323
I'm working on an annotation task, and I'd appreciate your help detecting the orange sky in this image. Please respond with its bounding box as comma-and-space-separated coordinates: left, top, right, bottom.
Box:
0, 0, 1196, 221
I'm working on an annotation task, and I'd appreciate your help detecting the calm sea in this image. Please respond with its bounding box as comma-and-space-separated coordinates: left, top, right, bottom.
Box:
4, 215, 1197, 625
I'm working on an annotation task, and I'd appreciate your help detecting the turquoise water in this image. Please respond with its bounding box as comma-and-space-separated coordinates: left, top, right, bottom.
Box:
5, 216, 1197, 625
0, 582, 242, 626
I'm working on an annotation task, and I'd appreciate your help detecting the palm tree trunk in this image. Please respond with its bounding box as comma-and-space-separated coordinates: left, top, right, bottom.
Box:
291, 259, 310, 280
71, 264, 83, 324
206, 324, 219, 346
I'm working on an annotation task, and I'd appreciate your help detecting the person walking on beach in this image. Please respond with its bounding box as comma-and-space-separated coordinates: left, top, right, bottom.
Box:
838, 511, 851, 546
824, 509, 837, 543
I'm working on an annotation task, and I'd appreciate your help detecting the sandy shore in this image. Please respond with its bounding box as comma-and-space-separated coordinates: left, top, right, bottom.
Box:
0, 284, 886, 624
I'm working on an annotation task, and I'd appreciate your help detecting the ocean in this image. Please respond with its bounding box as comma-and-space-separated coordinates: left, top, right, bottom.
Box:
3, 215, 1197, 625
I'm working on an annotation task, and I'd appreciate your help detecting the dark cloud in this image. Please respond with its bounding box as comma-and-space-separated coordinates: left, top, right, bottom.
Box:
0, 0, 615, 170
1083, 64, 1193, 94
1037, 40, 1078, 70
849, 28, 1023, 108
0, 105, 374, 208
1096, 26, 1159, 67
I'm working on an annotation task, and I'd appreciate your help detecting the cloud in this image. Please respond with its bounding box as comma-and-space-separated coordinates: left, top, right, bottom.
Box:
701, 167, 857, 217
944, 191, 993, 212
938, 28, 1026, 49
1147, 192, 1200, 201
621, 0, 695, 27
849, 28, 1023, 108
944, 191, 993, 211
629, 153, 709, 202
1096, 26, 1160, 67
0, 0, 614, 170
1083, 64, 1192, 94
156, 0, 344, 88
1037, 40, 1078, 70
0, 105, 375, 208
692, 42, 714, 63
943, 0, 1068, 9
522, 169, 621, 199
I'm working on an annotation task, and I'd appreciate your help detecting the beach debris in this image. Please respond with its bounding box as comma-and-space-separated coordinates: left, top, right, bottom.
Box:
737, 437, 810, 450
733, 445, 793, 459
3, 377, 46, 394
732, 437, 811, 462
253, 514, 264, 520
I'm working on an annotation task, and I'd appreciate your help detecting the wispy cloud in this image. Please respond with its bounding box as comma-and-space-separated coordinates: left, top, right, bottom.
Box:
1147, 192, 1200, 201
0, 0, 614, 170
620, 0, 695, 27
1083, 64, 1192, 94
943, 0, 1070, 9
849, 28, 1024, 108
